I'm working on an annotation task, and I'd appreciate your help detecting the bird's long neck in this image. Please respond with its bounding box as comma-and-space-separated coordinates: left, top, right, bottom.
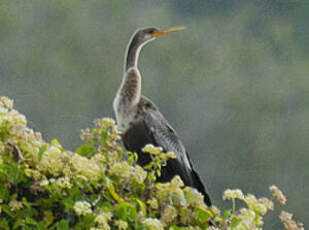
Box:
114, 35, 145, 125
117, 34, 148, 105
125, 36, 144, 71
118, 35, 145, 105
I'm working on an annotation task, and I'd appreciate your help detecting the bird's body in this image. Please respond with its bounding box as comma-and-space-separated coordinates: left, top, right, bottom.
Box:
113, 27, 212, 206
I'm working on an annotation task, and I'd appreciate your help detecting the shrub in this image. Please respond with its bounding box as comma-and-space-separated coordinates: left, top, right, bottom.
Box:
0, 97, 303, 230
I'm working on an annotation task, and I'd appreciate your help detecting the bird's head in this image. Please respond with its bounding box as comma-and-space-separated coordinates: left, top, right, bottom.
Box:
133, 26, 186, 44
124, 26, 185, 71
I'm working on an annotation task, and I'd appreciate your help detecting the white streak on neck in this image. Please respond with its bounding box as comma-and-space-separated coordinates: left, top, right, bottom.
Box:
124, 37, 154, 71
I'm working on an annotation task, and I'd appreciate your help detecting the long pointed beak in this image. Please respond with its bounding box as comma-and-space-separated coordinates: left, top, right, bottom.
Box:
152, 26, 186, 37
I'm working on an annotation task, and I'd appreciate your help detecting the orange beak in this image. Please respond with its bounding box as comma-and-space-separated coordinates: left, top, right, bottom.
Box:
152, 26, 186, 37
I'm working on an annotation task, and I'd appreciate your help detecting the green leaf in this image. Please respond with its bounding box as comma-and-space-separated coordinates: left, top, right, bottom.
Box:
2, 204, 15, 217
100, 129, 108, 145
230, 216, 241, 228
25, 216, 37, 225
42, 210, 54, 227
169, 226, 185, 230
134, 198, 147, 216
2, 162, 25, 184
223, 209, 231, 220
56, 220, 69, 230
13, 218, 25, 229
72, 216, 95, 230
22, 197, 31, 209
76, 144, 95, 157
16, 208, 38, 220
0, 183, 10, 202
0, 218, 10, 230
51, 139, 64, 151
0, 120, 12, 142
38, 144, 48, 161
194, 207, 210, 223
116, 202, 137, 221
36, 222, 47, 230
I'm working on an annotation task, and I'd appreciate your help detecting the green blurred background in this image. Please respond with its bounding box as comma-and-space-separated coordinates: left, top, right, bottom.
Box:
0, 0, 308, 227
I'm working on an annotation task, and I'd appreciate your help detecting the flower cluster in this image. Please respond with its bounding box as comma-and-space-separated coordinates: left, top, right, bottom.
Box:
0, 97, 304, 229
142, 218, 164, 230
279, 211, 304, 230
74, 201, 92, 216
222, 189, 275, 228
8, 200, 23, 211
109, 161, 147, 185
71, 153, 103, 181
93, 212, 113, 229
160, 205, 178, 225
223, 188, 244, 200
55, 176, 72, 189
270, 185, 287, 205
114, 219, 128, 230
38, 145, 70, 177
142, 144, 176, 182
156, 176, 186, 206
142, 144, 163, 155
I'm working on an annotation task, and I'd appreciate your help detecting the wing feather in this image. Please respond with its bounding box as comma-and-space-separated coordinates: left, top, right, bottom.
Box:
143, 109, 212, 206
144, 109, 191, 170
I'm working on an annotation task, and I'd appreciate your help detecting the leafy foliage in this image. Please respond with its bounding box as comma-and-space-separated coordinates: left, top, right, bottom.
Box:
0, 97, 304, 230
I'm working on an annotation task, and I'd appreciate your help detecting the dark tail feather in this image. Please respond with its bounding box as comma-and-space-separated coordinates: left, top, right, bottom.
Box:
191, 168, 212, 206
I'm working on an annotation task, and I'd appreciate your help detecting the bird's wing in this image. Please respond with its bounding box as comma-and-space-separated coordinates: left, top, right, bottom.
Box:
144, 108, 212, 206
144, 109, 192, 170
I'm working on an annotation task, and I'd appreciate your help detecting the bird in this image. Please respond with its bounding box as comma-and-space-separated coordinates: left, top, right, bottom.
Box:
113, 27, 212, 207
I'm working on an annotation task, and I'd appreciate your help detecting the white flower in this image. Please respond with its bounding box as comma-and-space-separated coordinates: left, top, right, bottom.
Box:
114, 220, 128, 230
160, 205, 177, 224
234, 208, 257, 229
142, 144, 163, 155
279, 211, 304, 230
156, 176, 186, 206
223, 189, 244, 200
184, 227, 201, 230
80, 128, 92, 141
39, 179, 49, 186
142, 218, 164, 230
73, 201, 92, 216
1, 97, 14, 109
269, 185, 286, 205
109, 162, 147, 184
39, 145, 66, 176
147, 198, 159, 209
94, 118, 115, 128
244, 194, 267, 215
9, 200, 23, 211
95, 212, 113, 225
55, 176, 72, 189
259, 197, 274, 211
93, 212, 112, 230
183, 187, 204, 207
71, 154, 102, 180
102, 118, 115, 127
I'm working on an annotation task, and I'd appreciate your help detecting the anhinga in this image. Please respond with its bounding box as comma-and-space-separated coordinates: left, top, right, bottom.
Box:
113, 27, 212, 207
